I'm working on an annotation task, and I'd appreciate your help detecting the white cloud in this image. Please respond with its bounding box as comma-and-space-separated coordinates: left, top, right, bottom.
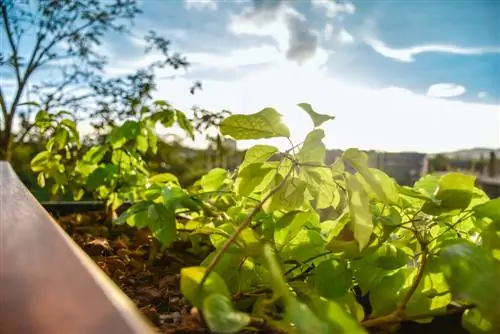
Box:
143, 49, 500, 153
478, 91, 488, 99
427, 83, 466, 98
229, 5, 327, 66
185, 0, 217, 11
338, 28, 354, 43
323, 23, 333, 41
366, 38, 500, 62
311, 0, 355, 18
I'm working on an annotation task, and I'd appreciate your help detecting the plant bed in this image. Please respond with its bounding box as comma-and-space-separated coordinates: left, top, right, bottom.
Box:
52, 208, 471, 334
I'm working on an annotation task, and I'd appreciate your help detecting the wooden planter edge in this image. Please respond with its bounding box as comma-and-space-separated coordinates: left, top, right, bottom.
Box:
0, 161, 156, 334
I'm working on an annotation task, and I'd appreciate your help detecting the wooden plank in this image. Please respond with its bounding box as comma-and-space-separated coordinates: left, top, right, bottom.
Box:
0, 162, 155, 334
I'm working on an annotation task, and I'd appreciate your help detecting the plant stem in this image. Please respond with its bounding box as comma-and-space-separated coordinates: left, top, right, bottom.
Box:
199, 165, 295, 288
397, 245, 428, 312
361, 244, 430, 329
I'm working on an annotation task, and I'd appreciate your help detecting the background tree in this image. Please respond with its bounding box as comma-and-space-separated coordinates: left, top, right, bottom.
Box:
0, 0, 199, 161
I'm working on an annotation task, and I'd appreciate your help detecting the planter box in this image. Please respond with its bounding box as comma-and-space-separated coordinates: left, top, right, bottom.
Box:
0, 162, 155, 334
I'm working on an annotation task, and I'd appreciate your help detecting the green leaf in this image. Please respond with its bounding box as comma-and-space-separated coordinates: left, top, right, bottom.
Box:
297, 103, 335, 127
472, 198, 500, 221
369, 268, 415, 316
200, 168, 228, 192
176, 110, 195, 140
220, 108, 290, 140
149, 173, 180, 185
239, 145, 278, 171
308, 296, 367, 334
180, 266, 231, 308
311, 259, 352, 299
343, 149, 398, 204
274, 210, 314, 249
302, 167, 339, 209
73, 188, 85, 201
37, 172, 45, 187
136, 133, 148, 154
49, 165, 67, 185
235, 163, 275, 196
82, 146, 108, 164
462, 308, 496, 334
86, 165, 118, 189
108, 120, 140, 149
147, 203, 177, 246
296, 129, 326, 165
439, 240, 500, 315
414, 174, 440, 196
53, 127, 68, 150
346, 174, 373, 250
286, 298, 330, 334
422, 173, 476, 215
202, 294, 251, 333
31, 151, 51, 172
147, 128, 158, 154
60, 119, 79, 143
263, 175, 307, 212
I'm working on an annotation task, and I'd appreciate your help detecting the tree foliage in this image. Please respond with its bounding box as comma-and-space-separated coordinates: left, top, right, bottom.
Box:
0, 0, 199, 161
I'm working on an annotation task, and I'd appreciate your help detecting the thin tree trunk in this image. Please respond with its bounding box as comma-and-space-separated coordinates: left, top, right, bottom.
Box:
0, 119, 13, 161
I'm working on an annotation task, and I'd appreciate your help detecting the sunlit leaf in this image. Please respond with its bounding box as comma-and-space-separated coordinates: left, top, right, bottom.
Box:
220, 107, 290, 140
296, 129, 326, 165
346, 174, 373, 250
297, 102, 335, 127
202, 294, 251, 333
239, 145, 278, 171
180, 266, 231, 308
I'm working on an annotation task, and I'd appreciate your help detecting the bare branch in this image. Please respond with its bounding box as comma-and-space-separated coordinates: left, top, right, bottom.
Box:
0, 1, 21, 84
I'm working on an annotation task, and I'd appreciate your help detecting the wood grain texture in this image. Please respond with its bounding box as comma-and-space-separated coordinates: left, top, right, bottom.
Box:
0, 162, 155, 334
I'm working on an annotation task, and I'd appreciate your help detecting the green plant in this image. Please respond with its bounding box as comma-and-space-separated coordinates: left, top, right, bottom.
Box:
30, 100, 194, 218
116, 103, 500, 333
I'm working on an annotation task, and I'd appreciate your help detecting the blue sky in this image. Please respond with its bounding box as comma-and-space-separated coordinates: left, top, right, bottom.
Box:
2, 0, 500, 153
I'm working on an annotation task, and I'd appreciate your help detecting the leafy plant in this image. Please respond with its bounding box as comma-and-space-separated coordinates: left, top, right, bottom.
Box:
115, 102, 500, 333
31, 100, 194, 218
33, 99, 500, 333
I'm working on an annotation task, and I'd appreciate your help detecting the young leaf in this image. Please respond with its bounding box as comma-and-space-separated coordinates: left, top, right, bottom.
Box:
202, 294, 251, 333
297, 103, 335, 127
296, 129, 326, 165
422, 173, 476, 215
31, 151, 51, 172
149, 173, 180, 185
220, 108, 290, 140
274, 210, 314, 249
235, 163, 275, 196
342, 149, 398, 204
180, 266, 231, 308
239, 145, 278, 171
108, 120, 140, 149
176, 110, 195, 140
301, 167, 339, 209
200, 168, 228, 192
346, 174, 373, 250
82, 146, 108, 164
263, 176, 307, 212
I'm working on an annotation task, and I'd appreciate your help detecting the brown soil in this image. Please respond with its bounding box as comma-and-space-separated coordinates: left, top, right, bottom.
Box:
57, 212, 210, 333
